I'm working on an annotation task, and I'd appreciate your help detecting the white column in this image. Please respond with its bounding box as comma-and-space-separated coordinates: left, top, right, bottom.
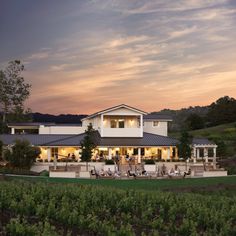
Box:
204, 147, 208, 163
138, 148, 141, 163
11, 128, 15, 134
47, 147, 51, 162
167, 147, 170, 160
213, 147, 216, 158
140, 115, 143, 137
192, 147, 196, 163
213, 147, 217, 169
100, 114, 104, 137
108, 147, 112, 160
192, 147, 196, 158
196, 148, 200, 158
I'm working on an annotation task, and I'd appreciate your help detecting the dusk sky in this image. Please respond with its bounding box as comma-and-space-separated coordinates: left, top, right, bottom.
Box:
1, 0, 236, 114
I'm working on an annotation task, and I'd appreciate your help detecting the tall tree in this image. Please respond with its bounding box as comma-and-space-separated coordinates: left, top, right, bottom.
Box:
0, 60, 31, 132
80, 123, 97, 169
177, 131, 192, 160
185, 113, 205, 130
207, 96, 236, 126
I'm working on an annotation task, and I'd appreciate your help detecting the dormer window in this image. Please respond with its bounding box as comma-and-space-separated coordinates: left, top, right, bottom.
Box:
153, 121, 159, 127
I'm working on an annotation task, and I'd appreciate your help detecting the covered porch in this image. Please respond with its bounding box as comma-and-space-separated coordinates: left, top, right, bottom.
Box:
39, 146, 81, 162
92, 146, 178, 164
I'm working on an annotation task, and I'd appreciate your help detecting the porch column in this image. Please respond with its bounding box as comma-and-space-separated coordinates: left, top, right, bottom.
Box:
138, 148, 141, 164
193, 147, 196, 163
167, 147, 170, 160
213, 147, 217, 169
108, 147, 112, 160
11, 128, 15, 134
100, 114, 104, 137
47, 147, 51, 162
204, 147, 208, 163
175, 147, 178, 158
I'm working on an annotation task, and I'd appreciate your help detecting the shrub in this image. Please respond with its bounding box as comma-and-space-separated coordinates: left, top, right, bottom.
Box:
0, 167, 39, 176
144, 159, 155, 164
105, 159, 114, 165
4, 139, 41, 169
40, 170, 49, 177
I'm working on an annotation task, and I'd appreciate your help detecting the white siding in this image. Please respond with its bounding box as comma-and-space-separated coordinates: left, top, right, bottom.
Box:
103, 128, 141, 137
82, 117, 101, 130
39, 126, 85, 134
143, 121, 168, 136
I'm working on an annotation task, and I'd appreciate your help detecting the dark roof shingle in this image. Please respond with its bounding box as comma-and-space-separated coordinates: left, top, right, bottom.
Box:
0, 132, 178, 147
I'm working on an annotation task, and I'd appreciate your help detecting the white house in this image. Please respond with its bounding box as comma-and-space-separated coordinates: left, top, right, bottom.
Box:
1, 104, 217, 165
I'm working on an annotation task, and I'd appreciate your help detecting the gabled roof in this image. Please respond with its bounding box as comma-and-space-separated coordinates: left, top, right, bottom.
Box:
192, 138, 216, 146
82, 104, 147, 121
144, 114, 173, 121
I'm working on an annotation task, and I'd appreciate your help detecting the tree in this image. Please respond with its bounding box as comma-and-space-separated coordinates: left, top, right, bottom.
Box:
207, 96, 236, 126
4, 139, 40, 169
185, 113, 205, 130
212, 139, 227, 158
0, 60, 31, 132
177, 131, 192, 160
80, 123, 96, 169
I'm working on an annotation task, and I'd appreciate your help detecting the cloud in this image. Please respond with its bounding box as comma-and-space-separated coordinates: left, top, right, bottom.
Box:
8, 0, 235, 113
28, 51, 50, 60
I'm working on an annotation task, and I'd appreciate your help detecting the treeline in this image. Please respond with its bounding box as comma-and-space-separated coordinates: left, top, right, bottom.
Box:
32, 113, 87, 124
155, 96, 236, 131
31, 96, 236, 130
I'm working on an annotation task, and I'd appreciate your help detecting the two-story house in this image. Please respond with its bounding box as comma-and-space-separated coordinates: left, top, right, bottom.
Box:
0, 104, 217, 164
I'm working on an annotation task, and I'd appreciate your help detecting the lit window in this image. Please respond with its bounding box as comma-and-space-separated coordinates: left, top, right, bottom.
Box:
118, 119, 125, 128
110, 120, 117, 128
110, 119, 125, 128
153, 121, 159, 127
51, 148, 58, 158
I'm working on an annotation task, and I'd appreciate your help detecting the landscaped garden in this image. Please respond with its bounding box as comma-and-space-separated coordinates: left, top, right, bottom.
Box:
0, 176, 236, 235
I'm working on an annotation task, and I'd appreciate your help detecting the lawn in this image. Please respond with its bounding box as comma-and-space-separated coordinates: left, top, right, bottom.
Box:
6, 175, 236, 195
170, 122, 236, 156
170, 122, 236, 139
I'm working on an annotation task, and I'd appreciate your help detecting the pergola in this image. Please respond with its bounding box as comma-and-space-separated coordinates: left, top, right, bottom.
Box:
191, 138, 217, 169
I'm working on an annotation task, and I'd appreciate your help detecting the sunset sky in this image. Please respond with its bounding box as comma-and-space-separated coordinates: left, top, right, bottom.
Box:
0, 0, 236, 114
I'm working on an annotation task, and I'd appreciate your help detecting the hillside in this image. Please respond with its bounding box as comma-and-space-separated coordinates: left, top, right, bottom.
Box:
32, 113, 87, 124
170, 122, 236, 157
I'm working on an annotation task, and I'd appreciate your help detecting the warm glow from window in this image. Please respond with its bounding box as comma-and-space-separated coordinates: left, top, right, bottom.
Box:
153, 121, 159, 127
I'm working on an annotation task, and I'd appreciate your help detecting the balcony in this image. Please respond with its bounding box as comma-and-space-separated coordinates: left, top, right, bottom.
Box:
102, 127, 142, 137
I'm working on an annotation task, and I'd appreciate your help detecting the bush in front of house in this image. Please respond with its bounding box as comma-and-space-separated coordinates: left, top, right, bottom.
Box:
105, 159, 114, 165
40, 170, 49, 177
144, 159, 155, 165
0, 167, 39, 176
4, 139, 41, 169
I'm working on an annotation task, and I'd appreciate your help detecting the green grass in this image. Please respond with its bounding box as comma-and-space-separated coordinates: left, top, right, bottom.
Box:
6, 175, 236, 194
170, 122, 236, 156
170, 122, 236, 139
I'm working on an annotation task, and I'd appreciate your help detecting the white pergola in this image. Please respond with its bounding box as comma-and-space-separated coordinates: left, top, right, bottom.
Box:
192, 143, 217, 169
